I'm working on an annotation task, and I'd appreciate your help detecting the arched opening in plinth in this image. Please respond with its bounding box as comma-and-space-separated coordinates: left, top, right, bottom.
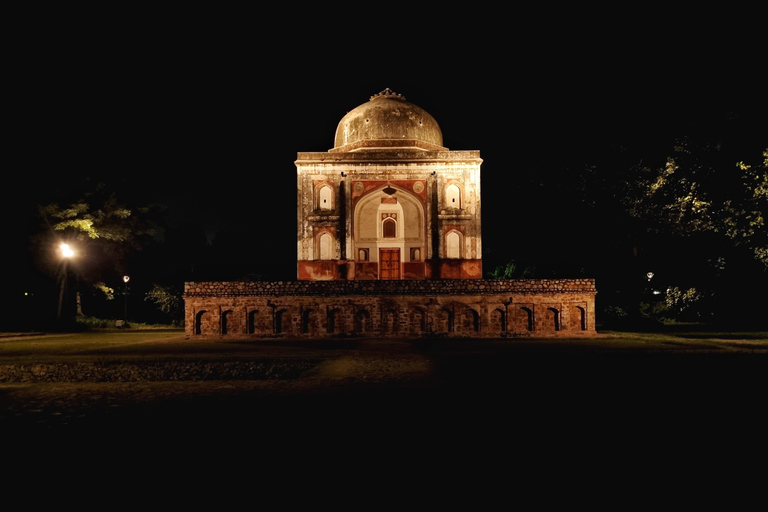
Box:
275, 309, 289, 334
195, 310, 208, 335
221, 309, 233, 335
355, 309, 370, 333
547, 307, 560, 331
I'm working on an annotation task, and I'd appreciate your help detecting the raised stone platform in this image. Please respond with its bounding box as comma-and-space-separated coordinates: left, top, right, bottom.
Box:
184, 279, 597, 339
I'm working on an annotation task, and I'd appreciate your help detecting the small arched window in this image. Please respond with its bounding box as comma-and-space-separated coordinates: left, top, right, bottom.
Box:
318, 185, 333, 210
446, 231, 461, 259
319, 233, 333, 260
383, 218, 396, 238
446, 184, 461, 209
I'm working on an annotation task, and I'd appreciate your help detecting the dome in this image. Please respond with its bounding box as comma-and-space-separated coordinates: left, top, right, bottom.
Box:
331, 88, 445, 152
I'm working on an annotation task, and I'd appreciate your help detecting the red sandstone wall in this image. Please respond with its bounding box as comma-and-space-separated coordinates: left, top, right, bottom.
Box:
184, 279, 597, 339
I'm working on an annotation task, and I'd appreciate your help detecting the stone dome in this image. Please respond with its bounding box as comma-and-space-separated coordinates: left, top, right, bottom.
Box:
331, 88, 445, 152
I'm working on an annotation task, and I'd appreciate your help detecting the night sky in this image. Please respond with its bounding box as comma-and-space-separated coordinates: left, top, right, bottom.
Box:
5, 8, 766, 322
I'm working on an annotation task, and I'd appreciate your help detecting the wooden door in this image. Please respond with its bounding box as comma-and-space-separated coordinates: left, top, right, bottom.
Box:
379, 249, 400, 279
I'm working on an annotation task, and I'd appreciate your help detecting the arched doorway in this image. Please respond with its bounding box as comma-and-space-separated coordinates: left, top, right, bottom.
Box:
352, 184, 426, 280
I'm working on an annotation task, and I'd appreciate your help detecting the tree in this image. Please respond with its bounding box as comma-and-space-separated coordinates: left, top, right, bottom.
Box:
144, 283, 183, 325
727, 149, 768, 268
617, 138, 768, 321
627, 140, 767, 263
35, 181, 161, 319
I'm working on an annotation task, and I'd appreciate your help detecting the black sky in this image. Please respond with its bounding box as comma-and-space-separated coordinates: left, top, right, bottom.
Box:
6, 7, 766, 299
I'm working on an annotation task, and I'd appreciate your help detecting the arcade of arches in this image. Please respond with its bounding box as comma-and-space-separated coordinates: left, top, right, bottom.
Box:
185, 280, 596, 338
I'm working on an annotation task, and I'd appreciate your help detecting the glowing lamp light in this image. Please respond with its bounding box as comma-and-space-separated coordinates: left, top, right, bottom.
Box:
60, 243, 74, 258
123, 275, 130, 283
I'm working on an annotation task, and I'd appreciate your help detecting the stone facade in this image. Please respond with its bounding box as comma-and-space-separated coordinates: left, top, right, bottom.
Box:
183, 89, 598, 339
184, 279, 597, 338
296, 89, 482, 281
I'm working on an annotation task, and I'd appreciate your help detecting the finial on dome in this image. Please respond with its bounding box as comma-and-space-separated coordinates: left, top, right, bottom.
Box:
371, 88, 406, 101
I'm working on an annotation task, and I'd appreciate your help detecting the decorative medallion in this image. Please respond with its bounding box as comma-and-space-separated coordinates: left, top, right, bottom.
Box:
412, 181, 424, 193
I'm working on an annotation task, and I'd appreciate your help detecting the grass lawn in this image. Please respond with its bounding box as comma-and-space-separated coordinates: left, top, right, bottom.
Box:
1, 324, 765, 433
2, 323, 765, 492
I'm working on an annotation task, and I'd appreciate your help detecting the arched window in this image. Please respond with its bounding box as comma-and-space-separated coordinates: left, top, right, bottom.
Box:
383, 218, 396, 238
446, 184, 461, 209
446, 231, 461, 259
318, 185, 333, 210
319, 233, 333, 260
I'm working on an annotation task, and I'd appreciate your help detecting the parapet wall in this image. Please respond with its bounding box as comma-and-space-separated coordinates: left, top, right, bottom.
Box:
184, 279, 597, 339
184, 279, 596, 297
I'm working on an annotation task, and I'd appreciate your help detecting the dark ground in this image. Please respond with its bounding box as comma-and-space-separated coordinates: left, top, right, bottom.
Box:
2, 332, 764, 434
1, 331, 765, 500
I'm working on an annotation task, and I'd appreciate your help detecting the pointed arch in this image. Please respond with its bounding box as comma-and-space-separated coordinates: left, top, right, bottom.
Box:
319, 232, 334, 260
248, 309, 259, 334
275, 309, 290, 334
382, 217, 397, 238
446, 231, 461, 259
547, 307, 560, 331
195, 310, 209, 335
355, 308, 370, 333
464, 308, 480, 332
410, 306, 427, 333
382, 307, 399, 334
576, 306, 587, 331
221, 309, 233, 335
318, 185, 333, 210
301, 308, 318, 334
519, 306, 534, 331
437, 307, 454, 333
445, 183, 461, 209
327, 307, 345, 334
491, 308, 506, 332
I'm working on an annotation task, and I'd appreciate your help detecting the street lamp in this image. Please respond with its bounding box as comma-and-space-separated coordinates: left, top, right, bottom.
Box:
57, 243, 74, 321
123, 275, 130, 325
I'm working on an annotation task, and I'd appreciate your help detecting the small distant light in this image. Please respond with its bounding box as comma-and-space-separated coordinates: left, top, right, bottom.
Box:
653, 290, 662, 295
123, 275, 130, 283
646, 272, 654, 281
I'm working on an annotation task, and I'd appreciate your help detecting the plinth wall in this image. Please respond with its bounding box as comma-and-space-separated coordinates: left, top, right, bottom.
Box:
184, 279, 597, 339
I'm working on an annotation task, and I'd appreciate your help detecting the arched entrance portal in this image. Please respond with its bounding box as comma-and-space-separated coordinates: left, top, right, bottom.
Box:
352, 183, 426, 280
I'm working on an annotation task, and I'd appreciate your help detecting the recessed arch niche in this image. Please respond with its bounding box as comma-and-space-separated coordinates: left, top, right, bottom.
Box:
353, 184, 425, 266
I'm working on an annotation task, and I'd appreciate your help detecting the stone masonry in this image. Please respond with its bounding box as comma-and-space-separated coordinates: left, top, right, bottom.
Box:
184, 279, 597, 338
183, 90, 598, 340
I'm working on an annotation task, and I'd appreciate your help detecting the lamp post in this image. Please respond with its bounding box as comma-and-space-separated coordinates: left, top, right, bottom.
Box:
123, 275, 130, 325
57, 243, 74, 321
